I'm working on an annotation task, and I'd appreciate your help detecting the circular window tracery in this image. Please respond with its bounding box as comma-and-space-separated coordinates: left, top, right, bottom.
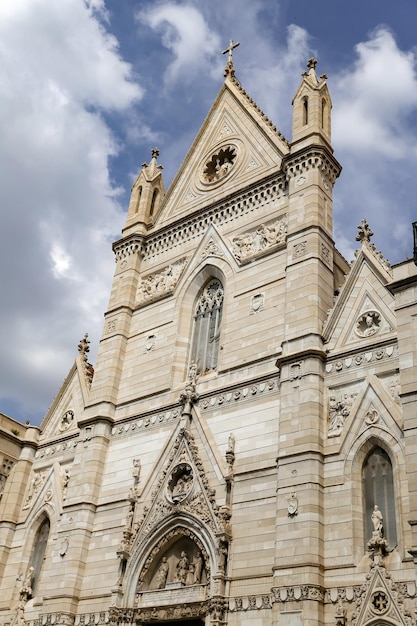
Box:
201, 146, 237, 183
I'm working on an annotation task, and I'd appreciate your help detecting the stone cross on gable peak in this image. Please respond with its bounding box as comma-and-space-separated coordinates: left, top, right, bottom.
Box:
222, 39, 240, 77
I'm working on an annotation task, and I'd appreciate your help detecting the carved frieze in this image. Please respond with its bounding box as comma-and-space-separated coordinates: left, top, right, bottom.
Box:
232, 216, 288, 263
327, 388, 358, 437
136, 258, 187, 305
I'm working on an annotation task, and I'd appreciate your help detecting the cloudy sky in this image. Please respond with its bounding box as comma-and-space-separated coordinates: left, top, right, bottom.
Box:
1, 0, 416, 426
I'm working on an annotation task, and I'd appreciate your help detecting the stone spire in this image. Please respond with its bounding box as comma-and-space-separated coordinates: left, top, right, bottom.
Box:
123, 147, 165, 236
291, 57, 333, 149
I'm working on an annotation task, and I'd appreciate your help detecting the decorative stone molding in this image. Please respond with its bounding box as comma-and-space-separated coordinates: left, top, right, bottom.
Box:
136, 258, 187, 305
113, 236, 145, 262
272, 585, 325, 603
201, 238, 224, 259
229, 594, 273, 611
143, 175, 287, 261
110, 377, 278, 439
250, 293, 264, 314
134, 429, 221, 541
325, 344, 397, 374
283, 148, 341, 186
231, 216, 288, 263
199, 377, 278, 411
35, 436, 79, 459
293, 241, 307, 257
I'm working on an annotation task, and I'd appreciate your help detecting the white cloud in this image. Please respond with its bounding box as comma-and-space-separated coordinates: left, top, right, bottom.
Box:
0, 0, 142, 422
138, 4, 222, 84
333, 27, 417, 157
331, 28, 417, 264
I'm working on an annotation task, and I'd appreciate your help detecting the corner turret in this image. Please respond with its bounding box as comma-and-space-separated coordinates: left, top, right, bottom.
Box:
291, 58, 332, 151
122, 148, 165, 236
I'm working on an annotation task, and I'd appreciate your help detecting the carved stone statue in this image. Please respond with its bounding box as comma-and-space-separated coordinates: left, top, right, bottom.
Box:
20, 566, 34, 598
174, 551, 189, 585
193, 552, 203, 584
371, 505, 384, 537
155, 556, 169, 589
132, 459, 141, 480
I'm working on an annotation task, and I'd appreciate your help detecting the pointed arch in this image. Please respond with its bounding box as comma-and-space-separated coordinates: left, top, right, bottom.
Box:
124, 513, 218, 607
345, 429, 407, 561
170, 252, 234, 389
363, 446, 397, 549
190, 278, 224, 375
24, 513, 51, 597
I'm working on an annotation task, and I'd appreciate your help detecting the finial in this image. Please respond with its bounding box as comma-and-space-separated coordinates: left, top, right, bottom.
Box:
222, 39, 240, 77
151, 147, 159, 160
356, 218, 374, 244
307, 57, 318, 70
78, 333, 90, 359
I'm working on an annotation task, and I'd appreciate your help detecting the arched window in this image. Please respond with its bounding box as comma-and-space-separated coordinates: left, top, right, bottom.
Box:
150, 189, 159, 217
135, 185, 142, 213
190, 279, 224, 375
303, 97, 309, 125
363, 447, 397, 549
30, 517, 50, 595
321, 98, 327, 129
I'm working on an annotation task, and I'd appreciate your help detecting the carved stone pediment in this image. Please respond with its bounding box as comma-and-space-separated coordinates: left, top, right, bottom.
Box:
352, 563, 413, 626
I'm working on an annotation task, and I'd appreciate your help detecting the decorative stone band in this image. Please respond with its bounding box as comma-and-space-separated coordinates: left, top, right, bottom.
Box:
113, 235, 145, 262
325, 343, 398, 375
143, 174, 287, 261
283, 146, 342, 186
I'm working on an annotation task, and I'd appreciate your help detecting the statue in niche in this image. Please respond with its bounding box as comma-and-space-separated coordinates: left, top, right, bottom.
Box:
169, 464, 193, 503
20, 566, 34, 598
193, 552, 203, 584
132, 458, 141, 480
185, 563, 196, 586
155, 557, 169, 589
174, 551, 189, 585
371, 505, 384, 537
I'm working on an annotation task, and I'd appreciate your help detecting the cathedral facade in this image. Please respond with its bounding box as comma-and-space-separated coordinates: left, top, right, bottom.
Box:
1, 54, 417, 626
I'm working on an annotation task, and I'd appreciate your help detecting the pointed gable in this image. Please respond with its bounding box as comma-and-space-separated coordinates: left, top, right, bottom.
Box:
324, 221, 395, 353
154, 74, 290, 228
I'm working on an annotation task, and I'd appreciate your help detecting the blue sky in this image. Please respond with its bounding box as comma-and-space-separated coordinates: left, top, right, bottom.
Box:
0, 0, 416, 426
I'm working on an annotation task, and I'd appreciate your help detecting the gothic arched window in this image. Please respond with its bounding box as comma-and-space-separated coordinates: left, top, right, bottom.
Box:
190, 279, 224, 375
363, 447, 397, 549
30, 518, 50, 595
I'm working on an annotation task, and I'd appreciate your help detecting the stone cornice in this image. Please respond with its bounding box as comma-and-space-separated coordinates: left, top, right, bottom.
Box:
283, 145, 342, 185
143, 174, 287, 261
110, 374, 279, 439
112, 234, 145, 262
